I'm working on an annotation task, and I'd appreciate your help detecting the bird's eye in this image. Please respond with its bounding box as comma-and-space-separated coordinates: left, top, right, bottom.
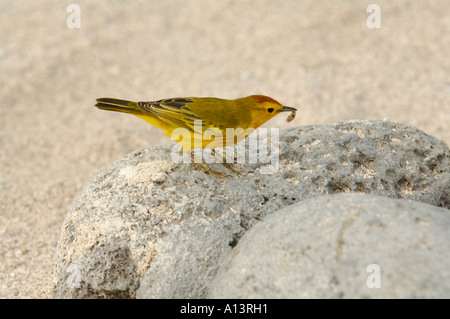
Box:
267, 108, 274, 113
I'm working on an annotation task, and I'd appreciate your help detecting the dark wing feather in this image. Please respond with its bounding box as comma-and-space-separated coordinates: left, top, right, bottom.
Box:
137, 98, 230, 149
137, 98, 215, 134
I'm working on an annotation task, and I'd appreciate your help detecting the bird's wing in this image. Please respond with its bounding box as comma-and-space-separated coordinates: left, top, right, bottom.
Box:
137, 98, 247, 149
137, 98, 218, 134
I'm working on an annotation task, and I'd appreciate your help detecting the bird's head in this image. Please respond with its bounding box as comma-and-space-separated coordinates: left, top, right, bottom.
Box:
246, 95, 297, 128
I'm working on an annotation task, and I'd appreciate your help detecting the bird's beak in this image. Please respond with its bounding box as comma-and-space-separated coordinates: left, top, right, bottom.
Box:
278, 106, 297, 113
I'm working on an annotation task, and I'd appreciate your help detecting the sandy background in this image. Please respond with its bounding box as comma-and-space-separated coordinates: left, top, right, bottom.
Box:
0, 0, 449, 298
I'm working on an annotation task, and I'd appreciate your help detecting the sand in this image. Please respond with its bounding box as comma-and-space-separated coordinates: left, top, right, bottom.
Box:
0, 0, 448, 298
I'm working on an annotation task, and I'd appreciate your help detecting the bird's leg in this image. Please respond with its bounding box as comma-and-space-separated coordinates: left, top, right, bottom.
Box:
219, 148, 242, 175
222, 162, 241, 175
190, 152, 229, 178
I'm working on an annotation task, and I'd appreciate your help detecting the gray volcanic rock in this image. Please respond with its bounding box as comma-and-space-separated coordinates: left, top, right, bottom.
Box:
208, 194, 450, 298
51, 120, 449, 298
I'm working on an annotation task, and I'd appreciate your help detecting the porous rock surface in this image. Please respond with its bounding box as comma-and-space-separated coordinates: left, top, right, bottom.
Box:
208, 194, 450, 298
51, 120, 449, 298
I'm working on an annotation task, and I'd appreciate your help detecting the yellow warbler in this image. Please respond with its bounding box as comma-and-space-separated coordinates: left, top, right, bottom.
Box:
95, 95, 296, 152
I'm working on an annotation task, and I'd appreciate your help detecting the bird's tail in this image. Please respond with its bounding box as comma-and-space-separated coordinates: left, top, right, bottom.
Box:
95, 98, 143, 115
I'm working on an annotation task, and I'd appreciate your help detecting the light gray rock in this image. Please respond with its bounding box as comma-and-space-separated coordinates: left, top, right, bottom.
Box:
52, 120, 449, 298
208, 194, 450, 298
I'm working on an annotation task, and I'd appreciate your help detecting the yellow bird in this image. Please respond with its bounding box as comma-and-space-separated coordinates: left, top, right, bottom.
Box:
95, 95, 296, 152
95, 95, 296, 177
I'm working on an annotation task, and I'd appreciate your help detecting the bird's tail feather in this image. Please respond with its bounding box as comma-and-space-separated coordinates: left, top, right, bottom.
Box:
95, 98, 142, 115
